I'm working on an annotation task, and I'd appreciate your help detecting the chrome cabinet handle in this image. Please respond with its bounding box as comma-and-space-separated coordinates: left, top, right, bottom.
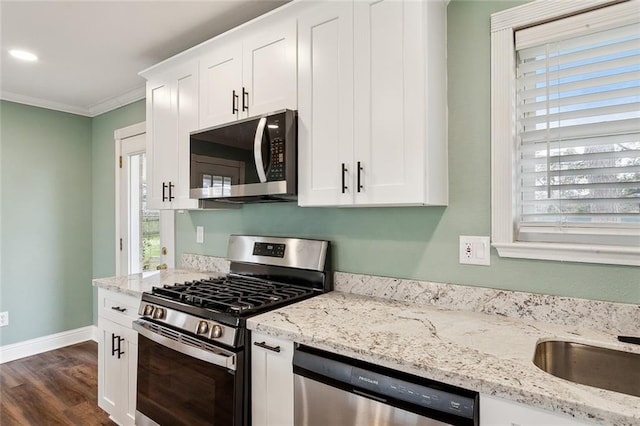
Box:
162, 182, 168, 202
254, 341, 281, 353
111, 306, 126, 313
357, 161, 363, 192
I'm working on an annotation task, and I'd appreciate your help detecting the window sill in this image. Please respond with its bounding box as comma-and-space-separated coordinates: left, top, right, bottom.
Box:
493, 242, 640, 266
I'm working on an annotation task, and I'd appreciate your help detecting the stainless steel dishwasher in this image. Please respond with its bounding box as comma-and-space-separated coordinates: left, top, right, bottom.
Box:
293, 346, 479, 426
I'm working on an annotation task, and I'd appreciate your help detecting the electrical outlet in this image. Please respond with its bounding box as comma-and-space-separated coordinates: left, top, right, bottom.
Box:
459, 236, 491, 266
0, 311, 8, 327
196, 226, 204, 244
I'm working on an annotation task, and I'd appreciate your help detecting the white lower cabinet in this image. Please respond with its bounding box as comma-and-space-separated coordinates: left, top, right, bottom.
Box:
97, 289, 139, 426
480, 394, 596, 426
251, 332, 294, 426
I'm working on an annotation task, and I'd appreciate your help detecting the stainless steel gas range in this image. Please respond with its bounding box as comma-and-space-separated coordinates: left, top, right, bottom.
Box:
133, 235, 332, 426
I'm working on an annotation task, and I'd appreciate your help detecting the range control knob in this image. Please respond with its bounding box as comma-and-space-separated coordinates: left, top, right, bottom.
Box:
152, 307, 165, 320
196, 321, 209, 335
143, 305, 154, 316
211, 324, 223, 338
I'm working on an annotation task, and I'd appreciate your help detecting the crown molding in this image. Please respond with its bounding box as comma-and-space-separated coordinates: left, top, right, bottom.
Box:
87, 85, 146, 117
0, 85, 145, 118
0, 91, 91, 116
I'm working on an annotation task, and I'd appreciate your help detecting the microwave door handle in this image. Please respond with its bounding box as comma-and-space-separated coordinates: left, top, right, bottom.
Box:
253, 117, 268, 183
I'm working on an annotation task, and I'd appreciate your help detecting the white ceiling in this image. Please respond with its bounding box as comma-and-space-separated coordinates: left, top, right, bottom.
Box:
0, 0, 289, 117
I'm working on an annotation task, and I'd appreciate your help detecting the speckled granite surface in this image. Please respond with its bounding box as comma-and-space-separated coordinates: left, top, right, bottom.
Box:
92, 269, 223, 296
335, 272, 639, 335
92, 254, 229, 296
182, 253, 230, 274
247, 292, 640, 426
93, 255, 639, 424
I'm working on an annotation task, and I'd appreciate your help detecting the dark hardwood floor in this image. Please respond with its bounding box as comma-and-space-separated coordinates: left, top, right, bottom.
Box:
0, 341, 115, 426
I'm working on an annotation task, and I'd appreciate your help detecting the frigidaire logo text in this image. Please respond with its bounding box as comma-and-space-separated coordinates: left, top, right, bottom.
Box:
358, 376, 379, 385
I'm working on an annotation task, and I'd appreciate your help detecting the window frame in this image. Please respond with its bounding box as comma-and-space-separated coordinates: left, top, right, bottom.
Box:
490, 0, 640, 266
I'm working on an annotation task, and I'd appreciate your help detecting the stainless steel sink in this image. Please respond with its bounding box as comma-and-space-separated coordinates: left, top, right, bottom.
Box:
533, 340, 640, 397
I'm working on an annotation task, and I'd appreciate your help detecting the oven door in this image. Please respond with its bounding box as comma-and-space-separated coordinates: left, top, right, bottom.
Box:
133, 319, 245, 426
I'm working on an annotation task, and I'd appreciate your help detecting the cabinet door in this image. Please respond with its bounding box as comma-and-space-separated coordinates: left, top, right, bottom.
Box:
199, 40, 243, 129
123, 329, 138, 426
353, 0, 425, 205
146, 79, 176, 209
251, 332, 294, 426
480, 394, 595, 426
146, 63, 200, 210
297, 1, 354, 207
98, 317, 138, 426
171, 61, 200, 209
242, 19, 297, 117
98, 318, 120, 417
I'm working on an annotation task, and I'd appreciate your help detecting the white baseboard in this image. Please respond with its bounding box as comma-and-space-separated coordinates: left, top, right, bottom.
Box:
0, 325, 98, 364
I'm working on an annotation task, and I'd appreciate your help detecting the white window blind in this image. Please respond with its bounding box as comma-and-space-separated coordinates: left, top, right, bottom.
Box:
515, 6, 640, 246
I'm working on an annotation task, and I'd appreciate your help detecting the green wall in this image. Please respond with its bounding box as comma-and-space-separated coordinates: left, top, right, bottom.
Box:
176, 0, 639, 304
0, 101, 92, 346
1, 1, 637, 349
91, 100, 145, 324
0, 99, 144, 346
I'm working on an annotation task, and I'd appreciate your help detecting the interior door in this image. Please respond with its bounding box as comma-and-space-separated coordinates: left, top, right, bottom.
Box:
117, 128, 175, 274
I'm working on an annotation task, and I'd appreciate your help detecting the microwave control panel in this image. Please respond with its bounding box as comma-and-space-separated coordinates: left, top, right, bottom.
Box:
269, 137, 285, 180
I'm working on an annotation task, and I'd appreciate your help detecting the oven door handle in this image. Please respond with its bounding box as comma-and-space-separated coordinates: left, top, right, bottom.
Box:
133, 319, 237, 371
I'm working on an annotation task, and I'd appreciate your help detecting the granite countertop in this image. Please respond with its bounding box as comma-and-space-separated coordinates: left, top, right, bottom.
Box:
247, 291, 640, 426
92, 269, 223, 297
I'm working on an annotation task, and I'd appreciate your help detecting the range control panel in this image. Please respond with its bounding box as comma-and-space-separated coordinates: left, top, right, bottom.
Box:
253, 242, 286, 258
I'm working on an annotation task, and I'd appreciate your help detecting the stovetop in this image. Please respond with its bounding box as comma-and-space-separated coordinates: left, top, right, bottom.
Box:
151, 275, 317, 316
137, 235, 332, 348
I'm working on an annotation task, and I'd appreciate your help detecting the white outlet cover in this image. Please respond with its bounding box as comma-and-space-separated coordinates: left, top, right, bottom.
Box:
196, 226, 204, 244
459, 236, 491, 266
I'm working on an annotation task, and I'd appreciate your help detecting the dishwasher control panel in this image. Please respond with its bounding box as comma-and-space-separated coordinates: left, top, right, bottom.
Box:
351, 366, 475, 418
293, 345, 478, 424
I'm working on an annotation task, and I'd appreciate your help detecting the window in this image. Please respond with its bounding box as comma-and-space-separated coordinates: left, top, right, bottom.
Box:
491, 0, 640, 266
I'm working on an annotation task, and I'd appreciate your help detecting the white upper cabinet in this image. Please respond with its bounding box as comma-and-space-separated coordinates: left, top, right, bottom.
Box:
199, 17, 297, 129
242, 19, 297, 117
145, 60, 200, 210
298, 0, 448, 207
199, 39, 243, 128
297, 1, 355, 207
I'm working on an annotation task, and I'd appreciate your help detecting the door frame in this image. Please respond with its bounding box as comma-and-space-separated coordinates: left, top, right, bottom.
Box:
114, 122, 175, 275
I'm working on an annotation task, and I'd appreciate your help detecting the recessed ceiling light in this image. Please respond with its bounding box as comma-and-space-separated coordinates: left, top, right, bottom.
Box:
9, 49, 38, 62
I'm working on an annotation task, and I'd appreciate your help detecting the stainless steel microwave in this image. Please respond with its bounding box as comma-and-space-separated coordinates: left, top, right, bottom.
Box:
190, 109, 297, 203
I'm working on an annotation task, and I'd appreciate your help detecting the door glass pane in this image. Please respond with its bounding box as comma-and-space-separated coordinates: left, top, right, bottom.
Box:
129, 152, 160, 272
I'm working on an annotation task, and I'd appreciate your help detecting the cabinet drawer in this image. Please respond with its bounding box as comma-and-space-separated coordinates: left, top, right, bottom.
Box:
98, 288, 140, 328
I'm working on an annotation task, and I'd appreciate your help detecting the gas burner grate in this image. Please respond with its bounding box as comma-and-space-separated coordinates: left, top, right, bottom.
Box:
151, 275, 315, 315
